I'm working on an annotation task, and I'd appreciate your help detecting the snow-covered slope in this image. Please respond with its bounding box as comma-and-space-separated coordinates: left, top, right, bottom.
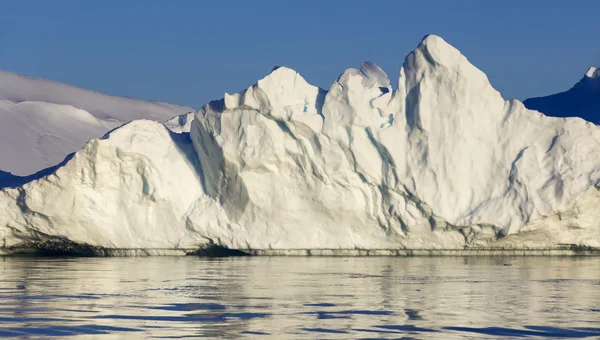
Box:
2, 35, 600, 255
0, 70, 193, 176
164, 112, 196, 134
524, 66, 600, 123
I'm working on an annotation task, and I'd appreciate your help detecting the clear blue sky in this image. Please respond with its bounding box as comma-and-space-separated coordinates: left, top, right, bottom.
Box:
1, 0, 598, 108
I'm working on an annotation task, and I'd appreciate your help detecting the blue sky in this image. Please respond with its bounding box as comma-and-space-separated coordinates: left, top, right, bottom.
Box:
1, 0, 598, 108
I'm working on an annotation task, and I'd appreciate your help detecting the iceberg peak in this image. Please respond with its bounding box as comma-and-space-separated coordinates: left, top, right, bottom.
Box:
585, 66, 599, 80
256, 65, 302, 86
413, 34, 462, 67
220, 65, 323, 119
575, 66, 600, 93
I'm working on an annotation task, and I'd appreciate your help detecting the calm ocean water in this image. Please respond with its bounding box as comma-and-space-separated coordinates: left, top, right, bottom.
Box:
0, 256, 599, 339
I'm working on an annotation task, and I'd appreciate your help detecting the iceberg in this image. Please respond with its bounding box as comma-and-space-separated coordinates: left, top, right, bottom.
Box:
0, 70, 193, 177
2, 35, 600, 256
524, 66, 600, 123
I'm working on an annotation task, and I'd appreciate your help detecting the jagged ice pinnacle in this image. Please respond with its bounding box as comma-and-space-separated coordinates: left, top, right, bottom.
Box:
2, 35, 600, 255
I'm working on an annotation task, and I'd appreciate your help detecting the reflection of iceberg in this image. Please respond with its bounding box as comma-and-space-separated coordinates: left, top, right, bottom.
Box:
3, 35, 600, 255
1, 257, 599, 338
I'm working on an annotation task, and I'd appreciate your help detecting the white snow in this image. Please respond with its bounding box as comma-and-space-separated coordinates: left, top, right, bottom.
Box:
2, 35, 600, 254
164, 112, 196, 134
0, 120, 228, 249
0, 70, 193, 176
586, 66, 599, 79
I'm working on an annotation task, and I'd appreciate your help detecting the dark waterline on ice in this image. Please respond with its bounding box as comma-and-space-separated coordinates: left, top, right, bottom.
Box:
0, 256, 599, 339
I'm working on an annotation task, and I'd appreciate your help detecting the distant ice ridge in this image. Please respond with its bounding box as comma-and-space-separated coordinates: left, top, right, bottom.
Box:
2, 35, 600, 255
586, 66, 600, 79
0, 70, 193, 176
524, 66, 600, 123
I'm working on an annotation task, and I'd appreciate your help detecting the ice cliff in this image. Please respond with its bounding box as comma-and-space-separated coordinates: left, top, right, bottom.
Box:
2, 35, 600, 255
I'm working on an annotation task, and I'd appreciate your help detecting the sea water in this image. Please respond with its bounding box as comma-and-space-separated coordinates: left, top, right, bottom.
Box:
0, 256, 599, 339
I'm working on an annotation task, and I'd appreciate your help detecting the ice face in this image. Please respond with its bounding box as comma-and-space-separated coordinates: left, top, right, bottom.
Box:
2, 35, 600, 254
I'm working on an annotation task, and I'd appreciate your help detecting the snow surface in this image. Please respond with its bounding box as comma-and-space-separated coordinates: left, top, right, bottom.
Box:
586, 66, 600, 79
524, 66, 600, 123
0, 70, 193, 176
164, 112, 196, 134
2, 35, 600, 254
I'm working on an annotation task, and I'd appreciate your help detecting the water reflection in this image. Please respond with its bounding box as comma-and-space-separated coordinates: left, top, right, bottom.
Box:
0, 256, 599, 339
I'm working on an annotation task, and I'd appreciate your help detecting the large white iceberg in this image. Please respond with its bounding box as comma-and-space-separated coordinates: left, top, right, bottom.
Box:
2, 35, 600, 255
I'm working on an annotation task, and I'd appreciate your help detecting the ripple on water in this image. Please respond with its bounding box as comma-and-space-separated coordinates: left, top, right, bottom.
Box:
445, 325, 600, 338
0, 325, 141, 338
0, 256, 599, 339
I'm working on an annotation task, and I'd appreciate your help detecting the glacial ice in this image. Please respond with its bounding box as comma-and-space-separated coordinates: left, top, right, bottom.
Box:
0, 70, 193, 176
524, 66, 600, 123
2, 35, 600, 255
